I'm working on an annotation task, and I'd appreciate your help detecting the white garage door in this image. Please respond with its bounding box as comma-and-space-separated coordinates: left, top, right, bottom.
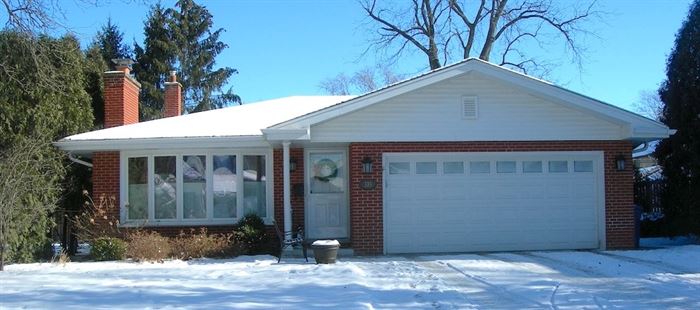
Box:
384, 152, 603, 254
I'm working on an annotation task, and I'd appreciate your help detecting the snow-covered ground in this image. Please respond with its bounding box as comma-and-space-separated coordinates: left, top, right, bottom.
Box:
1, 245, 699, 309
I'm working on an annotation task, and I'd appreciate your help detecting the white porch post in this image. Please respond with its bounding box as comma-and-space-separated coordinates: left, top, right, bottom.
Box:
282, 141, 292, 241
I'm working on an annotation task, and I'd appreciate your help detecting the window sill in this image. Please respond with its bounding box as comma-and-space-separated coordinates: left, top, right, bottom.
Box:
119, 217, 273, 228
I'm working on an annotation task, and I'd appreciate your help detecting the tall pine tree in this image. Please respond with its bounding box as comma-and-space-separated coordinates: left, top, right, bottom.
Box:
83, 44, 108, 128
135, 0, 239, 116
167, 0, 240, 112
134, 4, 176, 120
96, 18, 132, 69
84, 19, 132, 128
655, 0, 700, 236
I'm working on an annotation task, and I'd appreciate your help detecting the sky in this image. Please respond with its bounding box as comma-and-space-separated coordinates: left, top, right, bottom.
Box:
40, 0, 695, 111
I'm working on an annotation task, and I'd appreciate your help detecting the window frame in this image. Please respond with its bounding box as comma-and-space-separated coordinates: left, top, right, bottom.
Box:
120, 148, 273, 227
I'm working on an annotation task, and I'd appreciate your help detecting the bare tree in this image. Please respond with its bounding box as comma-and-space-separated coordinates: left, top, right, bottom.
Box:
319, 64, 405, 95
361, 0, 599, 73
319, 73, 353, 95
633, 90, 663, 121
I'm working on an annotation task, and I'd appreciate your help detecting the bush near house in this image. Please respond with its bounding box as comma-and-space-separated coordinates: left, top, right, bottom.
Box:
91, 237, 127, 261
234, 214, 275, 255
72, 192, 122, 242
170, 228, 235, 260
126, 231, 172, 262
72, 196, 274, 262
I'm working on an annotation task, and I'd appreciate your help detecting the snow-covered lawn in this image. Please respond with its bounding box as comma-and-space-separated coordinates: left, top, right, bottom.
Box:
1, 246, 699, 309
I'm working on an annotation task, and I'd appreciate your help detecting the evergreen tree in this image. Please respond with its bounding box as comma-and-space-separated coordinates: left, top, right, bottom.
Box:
133, 4, 176, 121
167, 0, 240, 112
135, 1, 238, 117
84, 43, 108, 128
655, 0, 700, 236
96, 18, 132, 69
0, 31, 93, 268
84, 18, 131, 128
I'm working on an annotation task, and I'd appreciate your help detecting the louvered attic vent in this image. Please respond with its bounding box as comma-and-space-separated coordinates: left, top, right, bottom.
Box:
461, 96, 478, 119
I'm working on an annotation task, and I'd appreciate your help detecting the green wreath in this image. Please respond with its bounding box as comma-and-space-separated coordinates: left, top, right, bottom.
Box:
314, 158, 338, 182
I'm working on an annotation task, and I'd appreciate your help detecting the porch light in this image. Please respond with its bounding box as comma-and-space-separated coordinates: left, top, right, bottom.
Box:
615, 155, 626, 171
361, 157, 373, 174
289, 157, 297, 172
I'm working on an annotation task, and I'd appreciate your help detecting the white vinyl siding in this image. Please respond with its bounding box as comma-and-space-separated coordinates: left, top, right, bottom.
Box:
311, 72, 623, 142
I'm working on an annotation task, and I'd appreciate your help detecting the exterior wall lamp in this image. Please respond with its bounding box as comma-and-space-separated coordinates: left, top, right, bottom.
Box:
615, 155, 626, 171
361, 157, 373, 174
289, 157, 297, 172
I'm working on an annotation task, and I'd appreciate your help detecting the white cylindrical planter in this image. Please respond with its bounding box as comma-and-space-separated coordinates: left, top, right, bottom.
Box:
311, 240, 340, 264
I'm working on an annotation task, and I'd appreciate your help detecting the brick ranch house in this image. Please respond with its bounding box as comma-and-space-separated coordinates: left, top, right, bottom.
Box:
55, 58, 673, 255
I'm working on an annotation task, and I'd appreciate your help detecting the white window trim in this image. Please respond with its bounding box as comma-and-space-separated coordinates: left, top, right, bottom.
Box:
120, 148, 274, 227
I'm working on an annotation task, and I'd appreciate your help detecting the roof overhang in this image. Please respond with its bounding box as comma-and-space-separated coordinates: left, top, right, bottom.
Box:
54, 135, 269, 153
260, 128, 310, 141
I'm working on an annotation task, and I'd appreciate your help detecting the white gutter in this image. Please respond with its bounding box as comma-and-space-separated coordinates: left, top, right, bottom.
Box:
54, 136, 269, 152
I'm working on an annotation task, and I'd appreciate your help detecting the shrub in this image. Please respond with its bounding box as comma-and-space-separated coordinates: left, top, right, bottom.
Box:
170, 228, 234, 260
91, 237, 127, 261
72, 192, 122, 241
127, 230, 171, 262
52, 249, 71, 266
234, 214, 273, 255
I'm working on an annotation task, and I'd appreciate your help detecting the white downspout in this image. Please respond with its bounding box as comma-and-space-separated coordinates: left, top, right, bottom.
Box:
68, 153, 93, 168
282, 141, 292, 242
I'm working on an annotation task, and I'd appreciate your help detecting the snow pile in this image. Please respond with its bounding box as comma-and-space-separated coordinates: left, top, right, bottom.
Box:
0, 256, 463, 309
1, 246, 699, 309
311, 240, 340, 246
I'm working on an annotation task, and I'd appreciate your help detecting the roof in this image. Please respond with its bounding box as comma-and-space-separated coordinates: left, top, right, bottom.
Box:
633, 140, 659, 158
56, 96, 353, 151
271, 59, 673, 143
56, 58, 673, 152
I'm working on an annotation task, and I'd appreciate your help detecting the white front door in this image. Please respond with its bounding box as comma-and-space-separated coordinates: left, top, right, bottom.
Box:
307, 151, 348, 239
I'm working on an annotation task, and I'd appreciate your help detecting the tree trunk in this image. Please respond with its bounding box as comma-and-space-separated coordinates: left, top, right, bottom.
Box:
428, 43, 441, 69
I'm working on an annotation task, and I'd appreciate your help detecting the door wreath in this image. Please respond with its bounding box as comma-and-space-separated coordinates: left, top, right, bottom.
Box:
314, 158, 338, 182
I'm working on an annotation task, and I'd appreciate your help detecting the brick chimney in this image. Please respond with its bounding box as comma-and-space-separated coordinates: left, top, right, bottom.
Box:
104, 59, 140, 128
164, 71, 182, 117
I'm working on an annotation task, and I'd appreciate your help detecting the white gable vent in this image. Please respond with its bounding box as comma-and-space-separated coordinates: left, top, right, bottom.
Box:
461, 96, 478, 119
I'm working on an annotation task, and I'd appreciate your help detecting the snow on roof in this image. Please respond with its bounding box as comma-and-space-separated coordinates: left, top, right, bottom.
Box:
633, 140, 659, 158
60, 96, 354, 142
638, 165, 663, 180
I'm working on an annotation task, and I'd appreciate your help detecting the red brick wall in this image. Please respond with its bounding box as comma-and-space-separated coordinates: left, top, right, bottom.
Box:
92, 152, 121, 228
104, 71, 139, 128
348, 141, 634, 255
273, 148, 305, 229
164, 82, 182, 118
92, 141, 633, 252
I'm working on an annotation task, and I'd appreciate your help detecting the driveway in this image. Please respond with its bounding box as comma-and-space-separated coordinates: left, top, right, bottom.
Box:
1, 245, 699, 309
414, 248, 700, 309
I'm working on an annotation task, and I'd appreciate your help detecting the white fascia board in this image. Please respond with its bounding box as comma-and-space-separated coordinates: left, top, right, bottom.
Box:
631, 126, 674, 139
270, 67, 468, 130
261, 128, 310, 141
53, 136, 269, 152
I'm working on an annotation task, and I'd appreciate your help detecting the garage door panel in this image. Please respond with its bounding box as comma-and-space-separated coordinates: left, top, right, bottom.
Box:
385, 152, 602, 254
